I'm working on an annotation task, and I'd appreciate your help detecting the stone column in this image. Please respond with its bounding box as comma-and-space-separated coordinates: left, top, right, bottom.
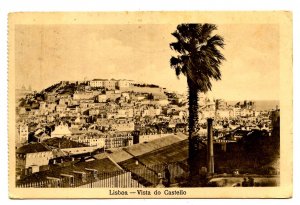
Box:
207, 118, 214, 175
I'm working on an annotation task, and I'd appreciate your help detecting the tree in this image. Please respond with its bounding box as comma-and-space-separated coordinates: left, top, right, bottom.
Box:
170, 24, 225, 179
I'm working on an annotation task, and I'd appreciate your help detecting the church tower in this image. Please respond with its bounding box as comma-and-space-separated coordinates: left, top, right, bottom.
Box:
18, 124, 28, 144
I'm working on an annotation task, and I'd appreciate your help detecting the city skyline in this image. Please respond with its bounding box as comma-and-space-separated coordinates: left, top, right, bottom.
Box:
9, 12, 293, 197
15, 24, 280, 101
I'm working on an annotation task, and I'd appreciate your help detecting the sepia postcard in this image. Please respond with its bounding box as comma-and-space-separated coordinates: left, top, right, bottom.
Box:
8, 12, 293, 199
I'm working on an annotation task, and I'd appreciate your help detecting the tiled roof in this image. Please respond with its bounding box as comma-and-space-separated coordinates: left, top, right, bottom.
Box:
43, 137, 86, 148
17, 143, 50, 154
18, 157, 122, 184
106, 149, 133, 163
119, 136, 189, 169
124, 133, 187, 157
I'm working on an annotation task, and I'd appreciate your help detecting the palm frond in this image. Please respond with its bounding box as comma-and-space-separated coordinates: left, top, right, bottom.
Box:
207, 35, 225, 48
170, 23, 225, 91
175, 66, 181, 77
170, 42, 184, 53
170, 56, 181, 66
197, 24, 217, 43
171, 31, 181, 41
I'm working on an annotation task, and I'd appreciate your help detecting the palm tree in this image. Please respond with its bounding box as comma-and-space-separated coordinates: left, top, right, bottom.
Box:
170, 24, 225, 179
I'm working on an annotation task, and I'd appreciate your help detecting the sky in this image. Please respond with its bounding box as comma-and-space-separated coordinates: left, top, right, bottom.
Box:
15, 23, 280, 101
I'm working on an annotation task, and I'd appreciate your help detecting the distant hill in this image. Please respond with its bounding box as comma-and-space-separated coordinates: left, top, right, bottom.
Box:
42, 81, 85, 95
44, 82, 62, 93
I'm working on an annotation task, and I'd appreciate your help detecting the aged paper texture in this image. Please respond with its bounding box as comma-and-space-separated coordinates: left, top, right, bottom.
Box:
8, 12, 292, 198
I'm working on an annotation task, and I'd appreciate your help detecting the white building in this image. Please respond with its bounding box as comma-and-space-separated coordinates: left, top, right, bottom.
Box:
90, 79, 105, 88
73, 92, 95, 100
111, 122, 135, 132
18, 124, 28, 144
117, 80, 132, 88
39, 102, 47, 111
104, 80, 117, 90
51, 123, 72, 138
70, 136, 105, 148
23, 151, 54, 169
98, 94, 107, 103
217, 110, 230, 119
117, 108, 134, 118
156, 99, 169, 106
56, 104, 67, 112
241, 109, 255, 117
233, 107, 241, 117
142, 107, 161, 117
17, 146, 98, 170
62, 146, 98, 155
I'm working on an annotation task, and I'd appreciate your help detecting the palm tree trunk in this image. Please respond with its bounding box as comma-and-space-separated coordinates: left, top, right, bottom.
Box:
187, 78, 200, 179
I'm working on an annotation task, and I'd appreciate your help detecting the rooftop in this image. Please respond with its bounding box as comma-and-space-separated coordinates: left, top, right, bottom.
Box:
18, 157, 122, 184
17, 143, 50, 154
106, 133, 188, 164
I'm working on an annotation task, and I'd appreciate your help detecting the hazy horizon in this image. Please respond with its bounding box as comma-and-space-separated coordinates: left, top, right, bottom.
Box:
15, 24, 280, 101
